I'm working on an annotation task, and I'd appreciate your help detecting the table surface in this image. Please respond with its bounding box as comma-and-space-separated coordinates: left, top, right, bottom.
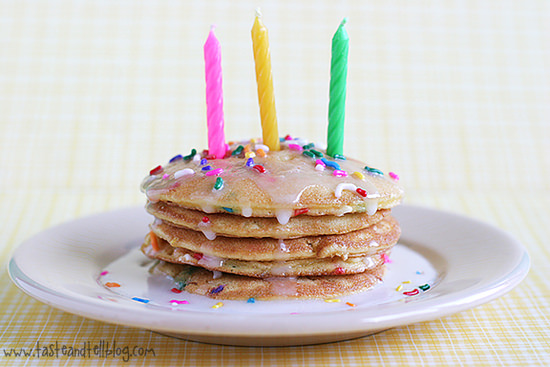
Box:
1, 1, 549, 366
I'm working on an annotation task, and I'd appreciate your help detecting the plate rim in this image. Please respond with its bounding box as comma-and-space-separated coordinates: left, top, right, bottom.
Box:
8, 204, 531, 339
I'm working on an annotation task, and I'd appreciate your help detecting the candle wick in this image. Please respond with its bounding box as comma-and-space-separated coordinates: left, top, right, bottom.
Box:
341, 17, 348, 26
255, 7, 262, 18
210, 24, 217, 31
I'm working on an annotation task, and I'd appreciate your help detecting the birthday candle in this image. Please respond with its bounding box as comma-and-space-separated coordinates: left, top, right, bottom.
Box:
251, 9, 280, 151
327, 19, 349, 158
204, 26, 227, 159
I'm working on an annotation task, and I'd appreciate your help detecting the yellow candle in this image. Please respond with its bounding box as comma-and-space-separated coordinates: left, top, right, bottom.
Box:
251, 9, 280, 151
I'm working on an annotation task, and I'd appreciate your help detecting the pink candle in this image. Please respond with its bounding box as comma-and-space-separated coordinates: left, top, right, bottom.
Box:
204, 26, 226, 159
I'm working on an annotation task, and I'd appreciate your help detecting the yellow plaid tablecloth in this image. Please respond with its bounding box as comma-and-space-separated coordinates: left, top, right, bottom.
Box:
1, 1, 549, 366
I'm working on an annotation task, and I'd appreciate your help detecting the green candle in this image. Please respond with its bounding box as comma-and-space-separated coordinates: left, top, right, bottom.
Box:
327, 18, 349, 158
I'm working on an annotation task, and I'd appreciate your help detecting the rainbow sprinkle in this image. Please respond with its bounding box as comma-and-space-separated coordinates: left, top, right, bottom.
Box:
324, 299, 341, 303
389, 171, 400, 180
212, 302, 224, 309
169, 154, 183, 163
210, 285, 225, 294
105, 282, 120, 288
332, 170, 348, 177
364, 166, 383, 175
183, 149, 197, 160
205, 168, 223, 176
213, 177, 224, 190
132, 297, 150, 303
352, 171, 365, 180
170, 300, 189, 305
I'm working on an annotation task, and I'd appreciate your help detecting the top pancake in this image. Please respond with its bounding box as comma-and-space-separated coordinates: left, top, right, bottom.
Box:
141, 139, 404, 217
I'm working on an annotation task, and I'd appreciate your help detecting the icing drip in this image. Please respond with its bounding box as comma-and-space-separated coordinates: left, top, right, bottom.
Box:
197, 221, 216, 240
275, 209, 293, 225
198, 255, 225, 268
267, 277, 298, 297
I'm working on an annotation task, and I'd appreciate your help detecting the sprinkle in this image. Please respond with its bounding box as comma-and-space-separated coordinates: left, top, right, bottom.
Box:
247, 297, 256, 303
162, 174, 170, 179
381, 253, 392, 264
243, 144, 251, 153
302, 150, 315, 158
200, 158, 208, 165
212, 302, 224, 309
150, 231, 160, 252
352, 171, 365, 180
324, 299, 341, 303
419, 284, 431, 291
100, 271, 108, 276
232, 145, 244, 156
332, 170, 348, 177
403, 289, 420, 296
302, 143, 314, 150
245, 151, 256, 158
364, 166, 384, 175
402, 280, 411, 284
416, 270, 425, 275
132, 297, 150, 303
284, 134, 293, 140
192, 253, 203, 260
346, 302, 356, 307
205, 154, 217, 160
210, 284, 225, 294
310, 149, 323, 158
213, 177, 224, 190
334, 183, 357, 198
249, 139, 256, 144
183, 149, 197, 160
253, 164, 266, 173
256, 148, 266, 157
149, 165, 163, 176
222, 207, 234, 213
105, 282, 120, 288
174, 168, 195, 179
333, 154, 346, 160
192, 154, 201, 163
201, 165, 212, 171
170, 300, 189, 305
202, 216, 210, 223
169, 154, 183, 163
321, 158, 341, 170
389, 171, 400, 180
205, 168, 223, 176
293, 208, 309, 216
356, 188, 367, 197
288, 144, 303, 151
334, 267, 345, 275
255, 143, 269, 152
315, 159, 326, 167
171, 288, 183, 293
396, 285, 403, 291
246, 157, 255, 167
315, 164, 325, 171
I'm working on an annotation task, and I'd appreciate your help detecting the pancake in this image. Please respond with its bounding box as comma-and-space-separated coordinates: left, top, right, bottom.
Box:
147, 201, 390, 238
141, 140, 404, 218
150, 260, 386, 300
148, 215, 400, 261
142, 235, 390, 277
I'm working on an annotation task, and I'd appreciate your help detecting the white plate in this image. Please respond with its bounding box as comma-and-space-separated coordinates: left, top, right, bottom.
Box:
8, 205, 529, 346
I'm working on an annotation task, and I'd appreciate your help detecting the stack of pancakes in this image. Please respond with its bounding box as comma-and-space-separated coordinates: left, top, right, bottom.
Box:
141, 138, 404, 300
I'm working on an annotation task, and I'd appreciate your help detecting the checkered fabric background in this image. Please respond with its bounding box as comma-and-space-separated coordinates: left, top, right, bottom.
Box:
1, 1, 549, 366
